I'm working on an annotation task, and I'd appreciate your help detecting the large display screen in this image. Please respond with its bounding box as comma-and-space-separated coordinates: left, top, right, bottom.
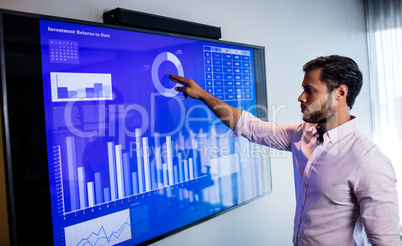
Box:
1, 9, 270, 245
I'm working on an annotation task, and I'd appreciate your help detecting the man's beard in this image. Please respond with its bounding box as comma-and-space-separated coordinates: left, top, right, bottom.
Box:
302, 96, 336, 124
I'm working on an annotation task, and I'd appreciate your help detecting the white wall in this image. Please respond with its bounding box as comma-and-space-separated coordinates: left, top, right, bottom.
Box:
0, 0, 370, 245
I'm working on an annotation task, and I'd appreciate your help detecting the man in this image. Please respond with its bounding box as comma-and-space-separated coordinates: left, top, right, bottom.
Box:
169, 55, 400, 245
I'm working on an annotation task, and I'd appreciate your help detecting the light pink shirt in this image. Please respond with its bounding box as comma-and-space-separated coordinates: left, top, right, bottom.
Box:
233, 111, 400, 246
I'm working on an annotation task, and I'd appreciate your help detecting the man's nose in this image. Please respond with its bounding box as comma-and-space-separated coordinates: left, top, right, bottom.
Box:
298, 92, 306, 103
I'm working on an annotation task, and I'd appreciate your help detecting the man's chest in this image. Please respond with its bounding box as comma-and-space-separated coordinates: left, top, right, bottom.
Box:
298, 142, 364, 208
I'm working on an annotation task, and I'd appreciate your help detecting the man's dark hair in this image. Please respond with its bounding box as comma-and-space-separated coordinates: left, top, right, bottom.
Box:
303, 55, 363, 109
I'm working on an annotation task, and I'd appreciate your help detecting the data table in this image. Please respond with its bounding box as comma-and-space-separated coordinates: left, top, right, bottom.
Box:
203, 45, 253, 101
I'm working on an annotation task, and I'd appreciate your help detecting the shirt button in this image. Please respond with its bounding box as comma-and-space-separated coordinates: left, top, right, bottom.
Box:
303, 183, 307, 188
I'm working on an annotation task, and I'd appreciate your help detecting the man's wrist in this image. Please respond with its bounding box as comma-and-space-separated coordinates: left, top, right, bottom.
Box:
199, 90, 212, 102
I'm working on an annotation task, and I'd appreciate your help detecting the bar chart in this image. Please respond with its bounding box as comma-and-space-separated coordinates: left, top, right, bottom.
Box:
58, 129, 207, 214
50, 72, 113, 102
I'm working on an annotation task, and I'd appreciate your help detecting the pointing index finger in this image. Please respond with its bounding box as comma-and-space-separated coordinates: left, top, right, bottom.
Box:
169, 74, 188, 86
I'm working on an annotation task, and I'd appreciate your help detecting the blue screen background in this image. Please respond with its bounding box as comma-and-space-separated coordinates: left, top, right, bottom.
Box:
39, 19, 271, 246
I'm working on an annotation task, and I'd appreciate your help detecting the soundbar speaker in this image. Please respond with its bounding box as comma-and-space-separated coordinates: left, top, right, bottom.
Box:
103, 8, 222, 40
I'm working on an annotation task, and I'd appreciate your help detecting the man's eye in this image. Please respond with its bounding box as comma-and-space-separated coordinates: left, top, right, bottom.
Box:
305, 88, 313, 94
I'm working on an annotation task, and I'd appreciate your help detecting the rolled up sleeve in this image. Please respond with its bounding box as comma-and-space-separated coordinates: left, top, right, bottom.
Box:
233, 110, 293, 151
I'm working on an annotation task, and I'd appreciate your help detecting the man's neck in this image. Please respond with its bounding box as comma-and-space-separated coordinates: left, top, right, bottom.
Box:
320, 110, 351, 133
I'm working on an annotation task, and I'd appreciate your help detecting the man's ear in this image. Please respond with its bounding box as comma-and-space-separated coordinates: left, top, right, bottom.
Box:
337, 85, 348, 99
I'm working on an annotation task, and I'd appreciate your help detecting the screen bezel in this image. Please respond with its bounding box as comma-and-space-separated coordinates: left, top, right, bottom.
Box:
0, 8, 269, 245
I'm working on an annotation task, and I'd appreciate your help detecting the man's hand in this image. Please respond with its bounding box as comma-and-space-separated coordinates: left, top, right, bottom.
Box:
169, 74, 208, 100
169, 73, 242, 130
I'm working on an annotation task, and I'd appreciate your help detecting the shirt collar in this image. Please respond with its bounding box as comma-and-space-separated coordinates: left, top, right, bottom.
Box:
323, 115, 357, 145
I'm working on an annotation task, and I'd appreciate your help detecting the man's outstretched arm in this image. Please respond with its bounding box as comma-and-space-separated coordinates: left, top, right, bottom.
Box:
169, 74, 242, 130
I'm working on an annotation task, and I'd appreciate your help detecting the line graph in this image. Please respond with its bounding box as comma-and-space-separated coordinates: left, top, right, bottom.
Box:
64, 209, 131, 246
76, 221, 130, 246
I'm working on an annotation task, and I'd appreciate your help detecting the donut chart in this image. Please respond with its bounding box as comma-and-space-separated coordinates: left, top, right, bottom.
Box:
151, 52, 184, 97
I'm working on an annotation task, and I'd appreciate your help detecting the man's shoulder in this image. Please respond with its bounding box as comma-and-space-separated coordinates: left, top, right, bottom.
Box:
347, 130, 392, 166
350, 130, 376, 150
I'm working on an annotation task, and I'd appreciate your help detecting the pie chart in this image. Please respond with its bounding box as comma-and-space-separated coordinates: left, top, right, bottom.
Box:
151, 52, 184, 97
